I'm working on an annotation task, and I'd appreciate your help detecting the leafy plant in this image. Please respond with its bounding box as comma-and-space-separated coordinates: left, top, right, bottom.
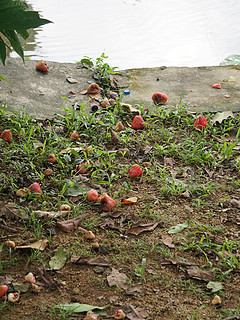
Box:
0, 0, 52, 65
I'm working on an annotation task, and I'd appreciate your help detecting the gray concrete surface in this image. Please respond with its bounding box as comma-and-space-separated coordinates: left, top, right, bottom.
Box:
0, 58, 240, 119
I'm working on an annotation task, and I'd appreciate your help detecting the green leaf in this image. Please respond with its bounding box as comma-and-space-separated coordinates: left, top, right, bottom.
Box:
54, 303, 107, 314
1, 29, 24, 61
0, 0, 28, 11
0, 9, 52, 30
0, 36, 6, 65
64, 181, 90, 197
206, 281, 223, 293
168, 220, 189, 234
49, 247, 67, 271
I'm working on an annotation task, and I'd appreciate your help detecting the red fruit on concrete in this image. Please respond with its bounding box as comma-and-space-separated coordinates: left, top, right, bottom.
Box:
48, 153, 57, 163
0, 129, 12, 142
212, 83, 221, 89
87, 83, 100, 94
129, 165, 143, 177
87, 189, 99, 201
28, 183, 42, 194
194, 115, 208, 131
70, 130, 79, 141
101, 194, 116, 211
131, 115, 144, 130
152, 92, 168, 105
36, 60, 48, 72
0, 285, 8, 298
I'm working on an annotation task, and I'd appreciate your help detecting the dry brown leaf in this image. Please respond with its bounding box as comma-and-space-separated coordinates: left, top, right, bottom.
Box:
16, 239, 48, 251
162, 236, 175, 248
121, 197, 138, 205
124, 304, 147, 320
230, 198, 240, 208
71, 256, 109, 267
186, 267, 214, 280
33, 210, 68, 221
125, 222, 158, 235
68, 89, 87, 98
56, 214, 88, 232
66, 76, 78, 84
107, 268, 129, 290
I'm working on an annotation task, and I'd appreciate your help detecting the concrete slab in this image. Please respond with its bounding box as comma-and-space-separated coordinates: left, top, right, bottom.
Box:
0, 58, 240, 119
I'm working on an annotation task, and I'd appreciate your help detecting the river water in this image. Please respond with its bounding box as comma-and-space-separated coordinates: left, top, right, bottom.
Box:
13, 0, 240, 70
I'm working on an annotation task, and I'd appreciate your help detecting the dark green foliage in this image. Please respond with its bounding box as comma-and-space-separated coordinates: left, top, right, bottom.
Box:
0, 0, 52, 65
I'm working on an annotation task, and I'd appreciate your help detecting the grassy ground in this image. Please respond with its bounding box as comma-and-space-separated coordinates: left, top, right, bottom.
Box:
0, 91, 240, 319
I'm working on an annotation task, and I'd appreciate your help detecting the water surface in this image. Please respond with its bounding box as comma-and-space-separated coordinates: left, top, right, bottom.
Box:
13, 0, 240, 69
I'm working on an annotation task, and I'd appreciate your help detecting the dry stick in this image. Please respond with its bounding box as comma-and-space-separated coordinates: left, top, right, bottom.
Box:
0, 223, 18, 233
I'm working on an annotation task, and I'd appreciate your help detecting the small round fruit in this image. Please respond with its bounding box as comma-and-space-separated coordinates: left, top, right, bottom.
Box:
131, 115, 144, 130
28, 183, 42, 194
48, 153, 57, 163
101, 97, 110, 108
43, 168, 53, 176
0, 285, 8, 298
129, 165, 143, 178
194, 115, 208, 131
101, 194, 116, 211
36, 60, 48, 72
4, 240, 16, 248
87, 83, 100, 94
8, 292, 20, 303
85, 231, 95, 240
70, 130, 79, 141
0, 129, 12, 142
76, 160, 90, 174
87, 189, 98, 201
24, 272, 36, 284
60, 204, 71, 211
114, 121, 125, 132
16, 188, 28, 197
152, 92, 168, 105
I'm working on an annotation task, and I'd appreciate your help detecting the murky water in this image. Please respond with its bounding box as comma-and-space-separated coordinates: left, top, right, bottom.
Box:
12, 0, 240, 69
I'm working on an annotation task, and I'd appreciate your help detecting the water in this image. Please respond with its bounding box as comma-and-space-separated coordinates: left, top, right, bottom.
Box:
12, 0, 240, 70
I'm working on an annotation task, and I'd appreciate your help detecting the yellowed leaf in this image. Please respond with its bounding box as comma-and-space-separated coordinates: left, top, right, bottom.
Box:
121, 196, 138, 205
58, 147, 83, 155
16, 239, 48, 251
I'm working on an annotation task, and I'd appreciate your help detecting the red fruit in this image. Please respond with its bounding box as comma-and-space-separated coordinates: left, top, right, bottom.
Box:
0, 129, 12, 142
36, 60, 48, 72
87, 83, 100, 94
0, 285, 8, 298
101, 194, 116, 211
28, 183, 42, 194
87, 189, 99, 201
129, 165, 143, 177
115, 309, 126, 319
212, 83, 221, 89
76, 160, 90, 174
48, 153, 57, 163
70, 130, 79, 141
152, 92, 168, 105
194, 115, 208, 131
131, 115, 144, 130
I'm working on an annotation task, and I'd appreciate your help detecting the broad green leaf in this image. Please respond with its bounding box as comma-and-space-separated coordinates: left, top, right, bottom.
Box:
64, 183, 89, 197
1, 29, 24, 61
0, 0, 28, 11
0, 9, 52, 29
49, 247, 67, 271
168, 220, 189, 234
220, 54, 240, 66
206, 281, 223, 293
54, 303, 106, 313
0, 36, 6, 65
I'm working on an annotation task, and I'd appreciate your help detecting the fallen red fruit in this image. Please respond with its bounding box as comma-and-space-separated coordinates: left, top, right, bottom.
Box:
87, 189, 99, 201
131, 115, 144, 130
28, 183, 42, 194
152, 92, 168, 105
76, 160, 90, 174
87, 83, 100, 94
0, 129, 12, 142
129, 165, 143, 178
194, 115, 208, 131
101, 194, 116, 211
0, 285, 8, 298
212, 83, 221, 89
115, 309, 126, 319
48, 153, 57, 163
70, 130, 79, 141
36, 60, 48, 72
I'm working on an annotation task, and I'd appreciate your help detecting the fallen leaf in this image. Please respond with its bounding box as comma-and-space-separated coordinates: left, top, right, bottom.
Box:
68, 89, 87, 98
0, 202, 28, 221
58, 147, 83, 155
121, 197, 138, 205
230, 198, 240, 208
124, 304, 147, 320
164, 157, 174, 168
211, 111, 234, 124
33, 210, 68, 221
126, 222, 158, 235
186, 267, 214, 281
16, 239, 48, 251
158, 257, 195, 267
54, 303, 106, 314
109, 75, 118, 89
66, 76, 78, 84
49, 247, 68, 270
121, 103, 141, 115
107, 268, 129, 290
12, 281, 30, 293
168, 220, 189, 234
56, 214, 88, 232
206, 281, 223, 293
71, 256, 109, 267
124, 287, 144, 296
162, 236, 175, 248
